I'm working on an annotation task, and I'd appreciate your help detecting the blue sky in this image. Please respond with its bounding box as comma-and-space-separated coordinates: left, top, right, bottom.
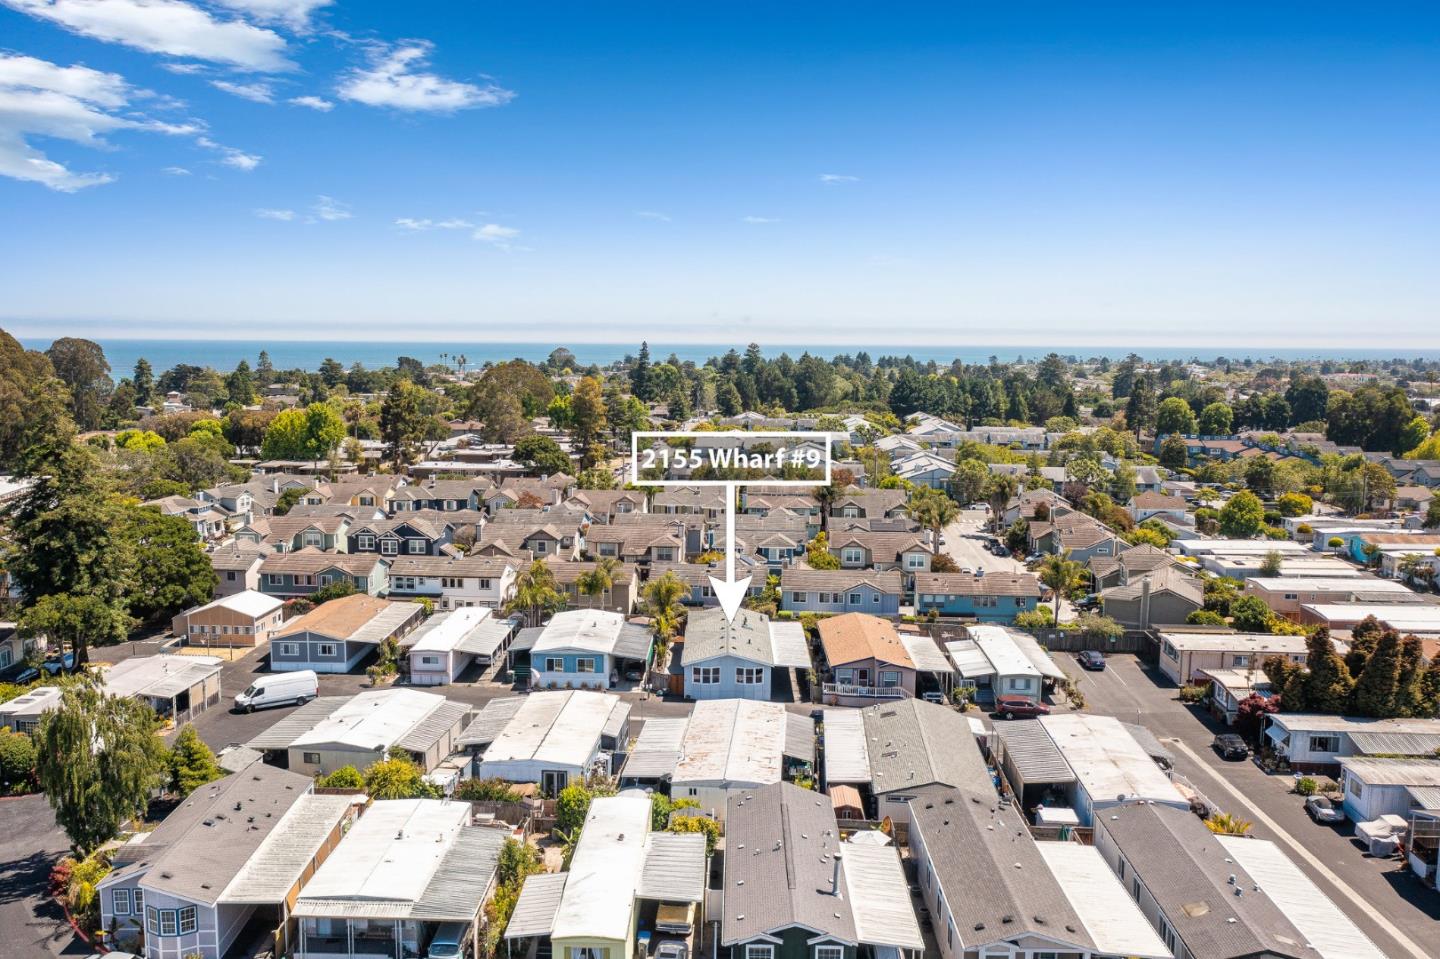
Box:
1, 2, 1437, 348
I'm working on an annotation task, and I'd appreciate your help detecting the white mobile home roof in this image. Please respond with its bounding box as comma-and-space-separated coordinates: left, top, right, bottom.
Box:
638, 832, 707, 904
673, 699, 788, 787
1006, 629, 1068, 682
1216, 836, 1386, 959
192, 589, 285, 618
298, 799, 467, 906
100, 654, 224, 699
531, 609, 630, 655
1246, 576, 1415, 594
823, 708, 872, 785
840, 841, 925, 951
1301, 604, 1440, 632
506, 873, 568, 939
768, 620, 813, 669
1039, 713, 1186, 808
483, 690, 619, 770
1176, 539, 1308, 556
944, 639, 995, 679
222, 793, 357, 903
898, 633, 952, 674
290, 688, 446, 751
620, 717, 689, 779
405, 607, 512, 658
551, 793, 651, 943
1157, 631, 1313, 654
0, 684, 63, 720
1036, 844, 1172, 959
969, 625, 1041, 680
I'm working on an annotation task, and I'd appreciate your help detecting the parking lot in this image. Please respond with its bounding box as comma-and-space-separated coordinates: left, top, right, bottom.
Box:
0, 795, 85, 957
1075, 652, 1440, 959
941, 507, 1075, 621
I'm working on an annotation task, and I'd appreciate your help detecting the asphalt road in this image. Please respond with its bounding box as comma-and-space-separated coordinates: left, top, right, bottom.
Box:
0, 795, 82, 957
942, 507, 1075, 622
1077, 653, 1440, 959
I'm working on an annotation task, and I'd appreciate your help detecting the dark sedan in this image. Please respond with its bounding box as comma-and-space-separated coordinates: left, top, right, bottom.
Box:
1076, 650, 1106, 671
1213, 733, 1250, 761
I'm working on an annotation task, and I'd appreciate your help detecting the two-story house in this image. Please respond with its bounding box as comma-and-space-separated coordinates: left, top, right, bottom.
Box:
386, 555, 519, 610
779, 569, 904, 615
258, 549, 389, 598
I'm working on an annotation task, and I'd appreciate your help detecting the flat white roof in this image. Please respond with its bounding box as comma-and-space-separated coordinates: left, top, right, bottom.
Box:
1037, 844, 1172, 959
0, 684, 64, 718
898, 633, 952, 674
840, 841, 925, 951
944, 639, 994, 679
551, 793, 650, 943
1039, 713, 1187, 807
1157, 631, 1313, 654
768, 620, 813, 669
483, 690, 618, 771
1246, 577, 1415, 593
1176, 540, 1309, 555
100, 654, 224, 700
532, 609, 629, 655
1216, 836, 1386, 959
1301, 604, 1440, 630
968, 625, 1041, 679
673, 699, 786, 787
823, 708, 872, 784
406, 606, 495, 653
290, 688, 445, 751
193, 589, 285, 619
298, 799, 466, 905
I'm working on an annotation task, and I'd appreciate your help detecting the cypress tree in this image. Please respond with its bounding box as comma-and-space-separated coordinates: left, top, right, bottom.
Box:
1351, 626, 1403, 718
1301, 629, 1354, 714
1343, 615, 1384, 677
1420, 659, 1440, 718
1394, 635, 1428, 718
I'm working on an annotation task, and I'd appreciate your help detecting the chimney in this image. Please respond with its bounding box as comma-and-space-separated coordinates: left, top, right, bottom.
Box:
1139, 576, 1152, 630
831, 850, 844, 896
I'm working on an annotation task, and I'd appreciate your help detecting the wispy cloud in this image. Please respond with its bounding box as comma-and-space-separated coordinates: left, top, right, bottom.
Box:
162, 165, 191, 175
211, 0, 332, 31
313, 195, 351, 221
635, 211, 671, 222
1, 0, 293, 72
255, 207, 296, 220
818, 173, 859, 184
210, 79, 275, 103
396, 217, 475, 231
741, 215, 780, 224
0, 52, 199, 191
160, 62, 206, 75
289, 94, 333, 111
197, 136, 262, 171
336, 40, 514, 112
473, 222, 520, 249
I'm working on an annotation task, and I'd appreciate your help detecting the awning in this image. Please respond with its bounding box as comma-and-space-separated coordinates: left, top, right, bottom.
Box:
784, 712, 816, 764
505, 873, 568, 939
768, 621, 813, 669
945, 640, 995, 680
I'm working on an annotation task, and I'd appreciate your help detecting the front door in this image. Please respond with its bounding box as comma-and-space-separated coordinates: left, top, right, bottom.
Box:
542, 769, 567, 797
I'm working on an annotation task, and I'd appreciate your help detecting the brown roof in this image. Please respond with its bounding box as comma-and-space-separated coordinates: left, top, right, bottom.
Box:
274, 593, 409, 639
779, 568, 904, 592
912, 572, 1042, 598
258, 548, 384, 575
1131, 491, 1187, 509
817, 613, 913, 669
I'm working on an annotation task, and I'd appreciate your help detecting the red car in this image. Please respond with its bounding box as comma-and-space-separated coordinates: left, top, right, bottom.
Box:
994, 696, 1050, 720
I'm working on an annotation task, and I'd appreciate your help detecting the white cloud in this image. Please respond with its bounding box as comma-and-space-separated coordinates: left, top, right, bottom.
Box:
741, 215, 780, 224
635, 210, 671, 222
1, 0, 293, 72
313, 194, 350, 220
336, 41, 513, 112
473, 222, 519, 249
159, 61, 206, 75
210, 0, 330, 30
818, 173, 859, 184
210, 79, 274, 103
289, 94, 332, 111
0, 52, 199, 191
197, 135, 261, 170
162, 165, 190, 174
396, 217, 474, 231
255, 207, 294, 220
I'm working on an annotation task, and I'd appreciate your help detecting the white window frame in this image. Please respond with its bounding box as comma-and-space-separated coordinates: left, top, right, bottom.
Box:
736, 666, 764, 684
841, 547, 864, 565
278, 643, 299, 657
159, 909, 178, 937
408, 538, 427, 554
576, 657, 598, 674
692, 666, 720, 685
544, 657, 565, 672
789, 591, 808, 604
178, 905, 197, 934
357, 534, 376, 551
745, 947, 775, 959
815, 947, 844, 959
905, 553, 927, 570
317, 643, 337, 657
381, 538, 399, 555
112, 888, 132, 915
848, 592, 862, 605
303, 751, 321, 764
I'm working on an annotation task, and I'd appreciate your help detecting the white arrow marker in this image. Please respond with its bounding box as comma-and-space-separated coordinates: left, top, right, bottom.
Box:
708, 481, 753, 622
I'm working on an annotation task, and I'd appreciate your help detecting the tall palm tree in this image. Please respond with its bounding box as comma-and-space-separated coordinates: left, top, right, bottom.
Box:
908, 486, 958, 555
506, 559, 565, 627
815, 482, 841, 535
1036, 550, 1084, 627
643, 570, 688, 649
985, 473, 1019, 534
577, 557, 620, 609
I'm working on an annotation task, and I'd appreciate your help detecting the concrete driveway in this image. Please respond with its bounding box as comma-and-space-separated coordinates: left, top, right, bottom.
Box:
1079, 653, 1440, 959
0, 795, 81, 956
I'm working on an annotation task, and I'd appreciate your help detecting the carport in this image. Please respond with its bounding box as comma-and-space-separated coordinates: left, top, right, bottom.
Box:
994, 718, 1075, 810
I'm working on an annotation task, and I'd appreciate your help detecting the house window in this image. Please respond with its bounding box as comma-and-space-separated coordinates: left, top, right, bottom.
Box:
358, 534, 375, 551
359, 496, 375, 506
146, 906, 160, 934
544, 657, 565, 672
159, 909, 178, 936
134, 889, 143, 914
442, 577, 463, 589
789, 591, 808, 604
420, 655, 441, 667
267, 574, 283, 586
569, 949, 607, 959
1310, 734, 1341, 753
872, 593, 880, 604
278, 643, 298, 657
381, 539, 399, 555
302, 532, 322, 548
317, 643, 336, 657
815, 947, 844, 959
226, 571, 236, 582
976, 595, 997, 608
534, 540, 549, 554
1348, 778, 1363, 798
576, 658, 598, 673
303, 752, 321, 764
847, 592, 861, 605
1232, 655, 1249, 666
112, 888, 131, 915
737, 667, 764, 684
880, 670, 901, 687
692, 666, 720, 684
478, 578, 492, 589
841, 548, 864, 565
179, 906, 197, 934
408, 539, 427, 554
745, 946, 775, 959
905, 554, 927, 570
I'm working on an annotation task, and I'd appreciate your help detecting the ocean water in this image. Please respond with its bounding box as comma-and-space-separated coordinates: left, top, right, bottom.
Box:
20, 337, 1440, 375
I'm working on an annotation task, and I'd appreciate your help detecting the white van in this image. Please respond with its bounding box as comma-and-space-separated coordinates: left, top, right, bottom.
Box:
234, 670, 318, 712
426, 922, 470, 959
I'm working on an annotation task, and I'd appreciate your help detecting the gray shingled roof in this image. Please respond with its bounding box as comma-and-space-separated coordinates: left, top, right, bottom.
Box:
860, 699, 991, 796
682, 607, 776, 666
1100, 803, 1314, 959
722, 783, 858, 946
911, 790, 1094, 953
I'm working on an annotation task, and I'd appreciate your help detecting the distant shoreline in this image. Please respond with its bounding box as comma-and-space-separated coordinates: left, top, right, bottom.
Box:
19, 337, 1440, 374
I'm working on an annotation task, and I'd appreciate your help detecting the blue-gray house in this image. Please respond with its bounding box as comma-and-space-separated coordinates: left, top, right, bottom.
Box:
912, 571, 1043, 621
779, 569, 904, 616
680, 607, 812, 701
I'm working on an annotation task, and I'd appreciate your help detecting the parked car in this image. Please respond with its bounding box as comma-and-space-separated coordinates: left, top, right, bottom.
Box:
1073, 593, 1101, 612
921, 691, 945, 704
654, 941, 688, 959
994, 696, 1050, 720
990, 544, 1010, 557
1305, 795, 1346, 824
15, 652, 76, 684
1076, 650, 1106, 671
426, 921, 472, 959
234, 670, 318, 712
1212, 733, 1250, 761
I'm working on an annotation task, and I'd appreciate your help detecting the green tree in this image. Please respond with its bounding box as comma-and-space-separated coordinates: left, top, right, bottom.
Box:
1276, 492, 1313, 517
507, 559, 565, 627
380, 379, 441, 469
274, 486, 310, 516
667, 812, 721, 855
1124, 375, 1157, 438
643, 570, 687, 643
1398, 416, 1433, 458
167, 724, 223, 796
1158, 434, 1189, 471
46, 337, 112, 432
1197, 402, 1234, 435
806, 531, 842, 570
35, 685, 167, 853
576, 557, 620, 609
0, 728, 37, 793
513, 434, 572, 477
1351, 626, 1403, 717
19, 593, 132, 670
1218, 490, 1266, 537
311, 579, 358, 605
125, 508, 218, 622
984, 473, 1018, 533
1109, 460, 1137, 504
226, 360, 256, 406
1228, 595, 1274, 633
132, 357, 155, 407
1155, 397, 1197, 436
1186, 609, 1226, 626
1036, 552, 1084, 627
1301, 630, 1354, 713
0, 330, 75, 470
908, 486, 958, 555
363, 755, 439, 800
261, 403, 346, 462
947, 459, 990, 506
316, 765, 365, 789
556, 782, 595, 829
1395, 635, 1429, 718
571, 376, 609, 466
1259, 550, 1284, 577
1426, 499, 1440, 530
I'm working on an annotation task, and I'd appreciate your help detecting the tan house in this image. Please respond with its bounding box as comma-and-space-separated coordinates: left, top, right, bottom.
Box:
208, 544, 271, 597
817, 612, 916, 703
171, 590, 287, 648
1243, 575, 1419, 621
1156, 630, 1334, 685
